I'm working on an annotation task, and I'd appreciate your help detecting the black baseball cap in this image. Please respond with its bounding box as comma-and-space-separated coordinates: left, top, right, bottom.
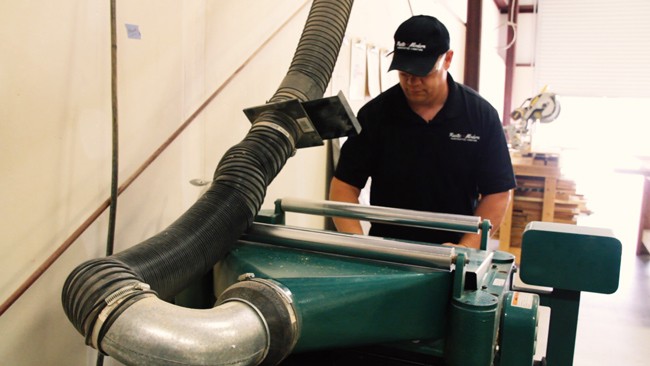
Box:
388, 15, 450, 77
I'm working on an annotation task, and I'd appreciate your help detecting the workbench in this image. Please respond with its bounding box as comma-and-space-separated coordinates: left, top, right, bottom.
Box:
498, 154, 589, 261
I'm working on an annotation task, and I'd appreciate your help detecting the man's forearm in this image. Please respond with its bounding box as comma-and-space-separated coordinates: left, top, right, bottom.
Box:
329, 177, 364, 234
458, 190, 512, 249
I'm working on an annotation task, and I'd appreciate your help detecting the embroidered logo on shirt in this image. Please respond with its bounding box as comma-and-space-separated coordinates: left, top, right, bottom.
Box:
449, 133, 481, 142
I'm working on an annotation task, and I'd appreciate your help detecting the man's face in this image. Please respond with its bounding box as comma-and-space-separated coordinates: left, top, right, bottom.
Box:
398, 51, 452, 106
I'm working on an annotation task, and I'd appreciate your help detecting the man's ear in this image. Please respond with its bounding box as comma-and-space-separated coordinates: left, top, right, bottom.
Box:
443, 50, 454, 70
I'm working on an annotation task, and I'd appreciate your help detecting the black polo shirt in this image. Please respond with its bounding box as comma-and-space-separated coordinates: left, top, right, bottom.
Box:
334, 74, 516, 244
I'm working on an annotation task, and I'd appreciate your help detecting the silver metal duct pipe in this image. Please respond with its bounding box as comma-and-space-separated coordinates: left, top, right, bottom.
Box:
98, 296, 270, 366
91, 276, 298, 366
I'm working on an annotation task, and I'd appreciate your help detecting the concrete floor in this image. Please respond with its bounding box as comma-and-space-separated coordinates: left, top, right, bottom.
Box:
558, 171, 649, 365
573, 254, 649, 366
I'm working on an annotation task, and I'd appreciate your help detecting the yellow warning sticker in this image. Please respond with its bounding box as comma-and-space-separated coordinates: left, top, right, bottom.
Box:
511, 291, 534, 309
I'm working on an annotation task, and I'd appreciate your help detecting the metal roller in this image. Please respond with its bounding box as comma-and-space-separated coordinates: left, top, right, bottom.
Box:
277, 197, 482, 234
244, 222, 456, 270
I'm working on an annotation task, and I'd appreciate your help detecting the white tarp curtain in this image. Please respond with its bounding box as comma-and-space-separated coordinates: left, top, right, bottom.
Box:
535, 0, 650, 98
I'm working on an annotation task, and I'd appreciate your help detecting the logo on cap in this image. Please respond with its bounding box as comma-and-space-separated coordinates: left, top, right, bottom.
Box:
396, 41, 427, 52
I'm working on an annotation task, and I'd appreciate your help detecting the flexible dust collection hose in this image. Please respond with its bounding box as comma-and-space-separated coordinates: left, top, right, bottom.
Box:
61, 1, 354, 365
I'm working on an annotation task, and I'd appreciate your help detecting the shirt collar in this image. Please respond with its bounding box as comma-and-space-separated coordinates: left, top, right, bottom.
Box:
438, 73, 461, 119
390, 73, 461, 123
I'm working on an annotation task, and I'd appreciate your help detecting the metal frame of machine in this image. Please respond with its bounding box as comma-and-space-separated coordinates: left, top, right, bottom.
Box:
206, 197, 622, 366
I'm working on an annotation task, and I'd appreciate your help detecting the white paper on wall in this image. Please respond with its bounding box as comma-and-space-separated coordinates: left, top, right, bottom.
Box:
349, 38, 367, 100
367, 44, 381, 98
328, 37, 351, 96
380, 48, 399, 92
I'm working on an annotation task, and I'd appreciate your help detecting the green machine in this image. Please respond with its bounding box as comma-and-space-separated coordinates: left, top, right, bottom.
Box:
208, 197, 622, 366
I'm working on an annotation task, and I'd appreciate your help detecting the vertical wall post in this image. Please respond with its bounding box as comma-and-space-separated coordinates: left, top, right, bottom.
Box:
503, 0, 519, 125
464, 0, 483, 91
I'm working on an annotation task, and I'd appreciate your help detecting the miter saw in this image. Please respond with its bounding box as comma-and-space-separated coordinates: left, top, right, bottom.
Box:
507, 86, 561, 152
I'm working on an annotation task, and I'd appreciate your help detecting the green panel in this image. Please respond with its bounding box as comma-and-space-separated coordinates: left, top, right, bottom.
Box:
215, 241, 452, 352
538, 289, 581, 366
285, 274, 450, 351
215, 241, 439, 289
445, 291, 499, 366
520, 221, 622, 294
452, 253, 466, 299
498, 291, 539, 366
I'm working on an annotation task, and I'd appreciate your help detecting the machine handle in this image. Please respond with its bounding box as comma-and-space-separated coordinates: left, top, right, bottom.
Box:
277, 197, 483, 234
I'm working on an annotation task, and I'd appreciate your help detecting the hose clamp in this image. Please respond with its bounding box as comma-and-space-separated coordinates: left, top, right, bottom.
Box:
253, 121, 296, 153
218, 278, 300, 365
90, 281, 152, 350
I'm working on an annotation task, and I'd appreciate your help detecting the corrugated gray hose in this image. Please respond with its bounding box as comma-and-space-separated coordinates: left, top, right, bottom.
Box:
61, 1, 353, 365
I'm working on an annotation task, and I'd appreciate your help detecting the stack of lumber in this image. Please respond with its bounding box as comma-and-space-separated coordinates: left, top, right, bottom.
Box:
509, 176, 590, 247
507, 154, 591, 248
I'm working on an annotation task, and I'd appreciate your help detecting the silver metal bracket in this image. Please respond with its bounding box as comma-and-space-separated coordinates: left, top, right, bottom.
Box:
243, 91, 361, 149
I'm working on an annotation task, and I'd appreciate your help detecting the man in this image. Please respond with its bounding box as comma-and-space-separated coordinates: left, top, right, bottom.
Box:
329, 15, 516, 249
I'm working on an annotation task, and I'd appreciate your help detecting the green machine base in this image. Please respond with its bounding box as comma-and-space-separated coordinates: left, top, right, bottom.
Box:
173, 199, 623, 366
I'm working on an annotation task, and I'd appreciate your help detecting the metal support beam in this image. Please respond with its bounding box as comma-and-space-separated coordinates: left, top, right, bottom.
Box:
464, 0, 483, 91
494, 0, 536, 14
502, 0, 519, 125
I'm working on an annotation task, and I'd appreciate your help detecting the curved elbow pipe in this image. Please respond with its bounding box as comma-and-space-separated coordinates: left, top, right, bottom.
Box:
97, 277, 300, 366
62, 1, 353, 365
100, 296, 270, 366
